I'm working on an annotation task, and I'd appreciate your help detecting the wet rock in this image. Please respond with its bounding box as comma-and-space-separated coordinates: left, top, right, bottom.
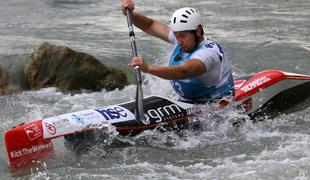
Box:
0, 67, 22, 95
0, 67, 9, 95
24, 42, 128, 91
0, 67, 8, 88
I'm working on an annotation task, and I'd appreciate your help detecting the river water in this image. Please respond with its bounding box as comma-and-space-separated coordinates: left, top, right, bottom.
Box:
0, 0, 309, 179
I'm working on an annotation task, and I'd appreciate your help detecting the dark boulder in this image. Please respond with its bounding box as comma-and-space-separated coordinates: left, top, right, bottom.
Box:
24, 42, 127, 91
0, 67, 9, 95
0, 67, 21, 95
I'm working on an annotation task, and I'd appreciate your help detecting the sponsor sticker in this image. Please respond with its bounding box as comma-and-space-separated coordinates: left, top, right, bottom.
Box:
71, 111, 101, 125
43, 117, 71, 137
71, 114, 85, 124
145, 104, 185, 123
95, 106, 135, 123
240, 76, 271, 93
24, 124, 42, 141
242, 98, 252, 112
10, 142, 53, 159
44, 122, 56, 135
52, 118, 71, 128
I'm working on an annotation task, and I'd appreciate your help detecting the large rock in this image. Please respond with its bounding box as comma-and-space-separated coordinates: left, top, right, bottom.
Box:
24, 42, 127, 91
0, 67, 9, 95
0, 67, 21, 95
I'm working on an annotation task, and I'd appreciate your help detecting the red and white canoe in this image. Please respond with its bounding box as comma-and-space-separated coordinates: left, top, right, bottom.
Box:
4, 70, 310, 168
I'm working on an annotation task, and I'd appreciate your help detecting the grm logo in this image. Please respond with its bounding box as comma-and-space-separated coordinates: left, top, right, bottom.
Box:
146, 104, 183, 123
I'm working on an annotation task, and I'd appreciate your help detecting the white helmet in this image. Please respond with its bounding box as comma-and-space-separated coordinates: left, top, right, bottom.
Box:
170, 7, 202, 32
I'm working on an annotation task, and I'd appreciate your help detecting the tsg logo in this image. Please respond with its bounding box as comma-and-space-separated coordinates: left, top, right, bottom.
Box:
95, 106, 128, 121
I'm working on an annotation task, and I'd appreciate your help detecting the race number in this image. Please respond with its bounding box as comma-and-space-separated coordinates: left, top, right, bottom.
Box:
172, 82, 185, 96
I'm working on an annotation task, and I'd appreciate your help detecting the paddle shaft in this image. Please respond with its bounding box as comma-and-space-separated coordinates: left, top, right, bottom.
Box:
125, 9, 146, 123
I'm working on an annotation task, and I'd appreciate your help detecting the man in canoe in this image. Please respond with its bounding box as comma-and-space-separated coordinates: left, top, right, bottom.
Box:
122, 0, 234, 104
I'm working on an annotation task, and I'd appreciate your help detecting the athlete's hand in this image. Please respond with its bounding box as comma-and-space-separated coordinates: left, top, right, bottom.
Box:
128, 56, 149, 73
121, 0, 135, 15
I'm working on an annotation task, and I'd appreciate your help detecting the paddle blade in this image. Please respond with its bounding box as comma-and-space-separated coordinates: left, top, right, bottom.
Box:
4, 120, 55, 168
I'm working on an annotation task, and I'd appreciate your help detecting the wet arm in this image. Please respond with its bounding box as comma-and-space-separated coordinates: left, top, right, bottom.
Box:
147, 59, 207, 80
132, 12, 170, 42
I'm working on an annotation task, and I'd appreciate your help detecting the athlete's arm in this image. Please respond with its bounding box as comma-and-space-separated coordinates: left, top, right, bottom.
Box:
132, 12, 170, 42
121, 0, 170, 42
128, 57, 207, 80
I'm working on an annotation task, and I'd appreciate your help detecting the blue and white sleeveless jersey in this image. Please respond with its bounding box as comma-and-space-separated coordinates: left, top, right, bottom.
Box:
168, 31, 234, 102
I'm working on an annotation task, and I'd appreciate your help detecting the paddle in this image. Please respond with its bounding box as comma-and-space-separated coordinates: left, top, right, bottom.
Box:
125, 9, 146, 124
